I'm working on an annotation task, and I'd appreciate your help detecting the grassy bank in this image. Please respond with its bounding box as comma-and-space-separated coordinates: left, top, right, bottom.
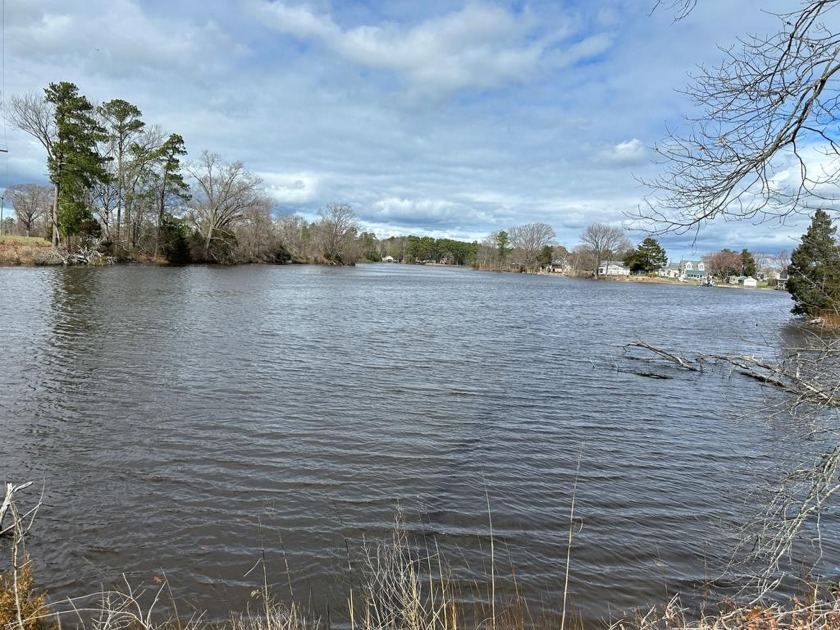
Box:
0, 236, 60, 266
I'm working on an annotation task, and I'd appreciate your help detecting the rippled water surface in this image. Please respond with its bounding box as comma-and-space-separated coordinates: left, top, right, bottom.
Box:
0, 264, 829, 624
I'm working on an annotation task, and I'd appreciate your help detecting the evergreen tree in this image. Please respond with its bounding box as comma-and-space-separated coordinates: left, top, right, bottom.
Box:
786, 209, 840, 316
538, 244, 554, 268
45, 82, 110, 242
149, 133, 189, 259
495, 230, 510, 265
741, 248, 757, 277
624, 237, 668, 274
99, 98, 145, 245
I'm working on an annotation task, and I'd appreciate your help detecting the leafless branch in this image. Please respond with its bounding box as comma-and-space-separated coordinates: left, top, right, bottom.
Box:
637, 1, 840, 233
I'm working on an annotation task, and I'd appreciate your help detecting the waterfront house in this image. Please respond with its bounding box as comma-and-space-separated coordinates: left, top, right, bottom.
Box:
598, 260, 631, 276
658, 262, 681, 279
680, 260, 707, 280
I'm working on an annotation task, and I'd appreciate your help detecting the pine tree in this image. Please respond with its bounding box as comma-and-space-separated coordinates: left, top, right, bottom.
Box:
45, 82, 110, 242
741, 248, 757, 277
624, 237, 668, 274
786, 209, 840, 316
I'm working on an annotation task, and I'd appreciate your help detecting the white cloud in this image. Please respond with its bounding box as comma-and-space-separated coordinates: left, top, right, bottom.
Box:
253, 2, 593, 95
599, 139, 646, 164
259, 171, 322, 205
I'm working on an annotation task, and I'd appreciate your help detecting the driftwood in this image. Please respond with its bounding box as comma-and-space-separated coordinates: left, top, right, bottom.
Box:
623, 340, 840, 410
623, 341, 702, 372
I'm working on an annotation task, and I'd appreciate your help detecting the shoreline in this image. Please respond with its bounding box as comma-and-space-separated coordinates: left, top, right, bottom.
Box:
0, 238, 783, 293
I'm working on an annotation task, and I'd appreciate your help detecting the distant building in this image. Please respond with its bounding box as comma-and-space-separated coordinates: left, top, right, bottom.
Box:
680, 260, 707, 280
658, 262, 681, 279
551, 259, 569, 274
598, 260, 631, 276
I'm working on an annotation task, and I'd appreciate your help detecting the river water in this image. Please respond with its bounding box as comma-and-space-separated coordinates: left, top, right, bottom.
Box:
0, 264, 834, 625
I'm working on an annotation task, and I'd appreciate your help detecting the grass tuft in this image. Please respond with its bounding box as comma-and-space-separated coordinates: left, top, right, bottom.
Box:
0, 553, 47, 630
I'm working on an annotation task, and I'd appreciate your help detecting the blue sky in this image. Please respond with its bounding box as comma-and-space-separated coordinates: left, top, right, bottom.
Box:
0, 0, 821, 260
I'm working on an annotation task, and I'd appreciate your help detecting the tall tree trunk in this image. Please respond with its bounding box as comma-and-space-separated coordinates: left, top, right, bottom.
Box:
51, 182, 60, 249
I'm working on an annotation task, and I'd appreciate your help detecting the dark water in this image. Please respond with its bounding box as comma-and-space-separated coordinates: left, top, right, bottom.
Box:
0, 264, 833, 624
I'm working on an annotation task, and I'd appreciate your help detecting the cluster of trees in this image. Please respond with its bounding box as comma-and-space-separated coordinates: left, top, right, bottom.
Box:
476, 222, 557, 272
699, 248, 778, 280
8, 83, 191, 258
3, 82, 366, 264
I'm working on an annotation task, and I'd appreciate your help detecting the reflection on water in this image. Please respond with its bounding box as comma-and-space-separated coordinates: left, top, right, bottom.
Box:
0, 264, 834, 624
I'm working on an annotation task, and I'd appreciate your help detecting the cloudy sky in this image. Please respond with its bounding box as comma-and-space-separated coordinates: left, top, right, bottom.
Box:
0, 0, 821, 259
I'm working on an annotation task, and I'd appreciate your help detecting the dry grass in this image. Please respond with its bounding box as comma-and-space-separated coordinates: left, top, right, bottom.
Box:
613, 590, 840, 630
0, 236, 50, 247
0, 555, 47, 630
7, 481, 838, 630
810, 310, 840, 329
0, 236, 56, 266
349, 511, 456, 630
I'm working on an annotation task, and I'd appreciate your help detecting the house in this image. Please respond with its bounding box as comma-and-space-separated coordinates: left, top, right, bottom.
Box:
757, 268, 779, 282
550, 259, 569, 274
598, 260, 630, 276
658, 262, 681, 279
729, 275, 759, 287
680, 260, 707, 280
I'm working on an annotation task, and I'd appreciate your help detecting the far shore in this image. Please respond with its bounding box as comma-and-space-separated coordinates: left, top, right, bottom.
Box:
0, 236, 783, 293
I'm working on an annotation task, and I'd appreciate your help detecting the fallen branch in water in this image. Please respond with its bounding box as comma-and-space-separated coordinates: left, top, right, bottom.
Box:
623, 339, 840, 410
622, 341, 702, 372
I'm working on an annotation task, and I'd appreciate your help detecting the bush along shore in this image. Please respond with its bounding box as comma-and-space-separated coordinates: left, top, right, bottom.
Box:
4, 483, 840, 630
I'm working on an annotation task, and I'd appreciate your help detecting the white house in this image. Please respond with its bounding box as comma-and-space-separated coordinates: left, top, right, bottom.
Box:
598, 260, 630, 276
658, 263, 681, 279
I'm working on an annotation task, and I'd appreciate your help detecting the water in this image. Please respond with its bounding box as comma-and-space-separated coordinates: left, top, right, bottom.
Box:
0, 264, 832, 625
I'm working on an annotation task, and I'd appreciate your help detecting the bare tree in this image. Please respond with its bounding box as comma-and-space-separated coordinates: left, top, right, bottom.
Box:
6, 184, 52, 237
772, 249, 791, 272
276, 214, 312, 261
234, 197, 284, 262
568, 245, 597, 277
316, 203, 359, 264
640, 1, 840, 235
186, 152, 266, 262
7, 92, 60, 247
509, 222, 556, 271
579, 223, 632, 278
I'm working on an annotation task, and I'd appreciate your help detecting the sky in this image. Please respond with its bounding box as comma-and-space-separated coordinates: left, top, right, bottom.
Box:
0, 0, 826, 260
